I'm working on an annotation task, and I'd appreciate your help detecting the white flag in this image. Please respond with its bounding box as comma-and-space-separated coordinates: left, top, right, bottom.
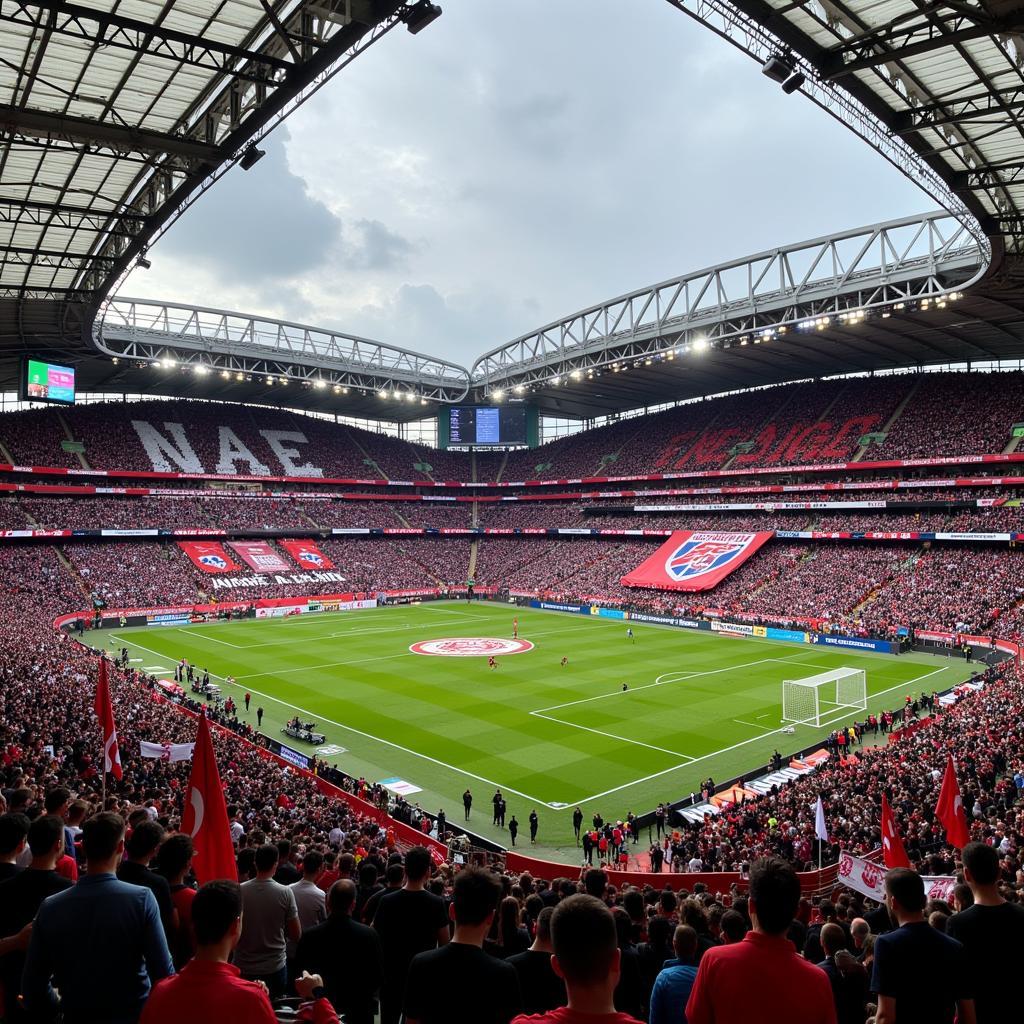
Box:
139, 740, 195, 763
814, 796, 829, 843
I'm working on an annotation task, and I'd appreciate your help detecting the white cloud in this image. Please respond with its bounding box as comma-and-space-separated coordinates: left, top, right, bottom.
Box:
130, 0, 932, 367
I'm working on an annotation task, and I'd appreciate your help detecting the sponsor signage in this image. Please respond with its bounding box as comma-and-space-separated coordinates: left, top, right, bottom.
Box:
766, 627, 809, 644
533, 600, 587, 614
807, 633, 898, 654
277, 744, 311, 770
147, 613, 190, 626
711, 621, 755, 636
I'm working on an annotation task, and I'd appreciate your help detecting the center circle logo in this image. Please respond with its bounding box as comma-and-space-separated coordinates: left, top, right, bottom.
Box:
410, 637, 535, 657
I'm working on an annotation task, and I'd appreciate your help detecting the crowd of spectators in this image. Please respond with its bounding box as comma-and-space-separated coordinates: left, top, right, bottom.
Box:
1, 494, 1023, 1022
6, 372, 1024, 484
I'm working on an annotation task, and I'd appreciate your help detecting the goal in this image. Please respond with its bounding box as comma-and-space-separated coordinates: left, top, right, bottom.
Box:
782, 667, 867, 728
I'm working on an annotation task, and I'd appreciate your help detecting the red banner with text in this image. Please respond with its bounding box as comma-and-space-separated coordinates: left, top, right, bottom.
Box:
620, 529, 774, 592
229, 540, 292, 573
178, 541, 240, 574
279, 539, 335, 571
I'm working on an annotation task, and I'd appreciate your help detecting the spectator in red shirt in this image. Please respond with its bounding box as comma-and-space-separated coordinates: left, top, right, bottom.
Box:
685, 858, 837, 1024
140, 880, 339, 1024
512, 893, 642, 1024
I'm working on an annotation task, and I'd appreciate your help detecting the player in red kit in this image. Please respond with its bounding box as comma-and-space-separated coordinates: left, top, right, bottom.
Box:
488, 656, 498, 670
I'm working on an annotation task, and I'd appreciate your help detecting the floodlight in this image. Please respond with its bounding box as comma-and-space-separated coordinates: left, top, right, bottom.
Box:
404, 2, 442, 34
239, 144, 265, 170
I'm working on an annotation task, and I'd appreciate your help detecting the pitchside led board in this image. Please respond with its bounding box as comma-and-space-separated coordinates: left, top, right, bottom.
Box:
20, 358, 76, 405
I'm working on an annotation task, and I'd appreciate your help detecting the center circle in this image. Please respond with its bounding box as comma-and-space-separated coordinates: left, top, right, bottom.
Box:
409, 637, 535, 657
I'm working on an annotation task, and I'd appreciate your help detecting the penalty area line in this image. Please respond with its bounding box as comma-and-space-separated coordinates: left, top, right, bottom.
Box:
108, 633, 563, 810
566, 663, 960, 806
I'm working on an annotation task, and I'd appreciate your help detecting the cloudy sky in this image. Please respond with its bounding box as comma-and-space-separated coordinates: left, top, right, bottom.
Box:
129, 0, 932, 367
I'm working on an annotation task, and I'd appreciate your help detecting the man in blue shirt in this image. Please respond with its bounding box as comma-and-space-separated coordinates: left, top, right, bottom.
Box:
22, 811, 174, 1024
649, 924, 699, 1024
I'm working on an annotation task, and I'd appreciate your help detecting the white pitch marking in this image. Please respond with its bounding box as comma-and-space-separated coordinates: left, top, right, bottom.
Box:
109, 633, 561, 808
531, 711, 696, 761
567, 664, 957, 805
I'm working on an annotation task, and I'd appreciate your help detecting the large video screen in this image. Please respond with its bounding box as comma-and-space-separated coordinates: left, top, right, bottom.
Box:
20, 358, 76, 405
448, 406, 527, 446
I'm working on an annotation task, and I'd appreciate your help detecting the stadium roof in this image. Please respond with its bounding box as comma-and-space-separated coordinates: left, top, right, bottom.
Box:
4, 0, 1024, 421
674, 0, 1024, 257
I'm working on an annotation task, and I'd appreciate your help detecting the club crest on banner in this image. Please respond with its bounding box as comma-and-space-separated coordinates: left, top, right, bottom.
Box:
299, 549, 323, 566
620, 529, 774, 593
665, 537, 750, 581
199, 554, 227, 570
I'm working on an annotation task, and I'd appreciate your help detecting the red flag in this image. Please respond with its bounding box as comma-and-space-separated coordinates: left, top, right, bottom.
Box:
881, 794, 911, 869
94, 658, 122, 780
182, 713, 237, 884
935, 754, 970, 849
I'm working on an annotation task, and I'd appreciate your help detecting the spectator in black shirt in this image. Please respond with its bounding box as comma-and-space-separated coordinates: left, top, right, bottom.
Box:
354, 861, 383, 920
637, 916, 674, 1016
817, 922, 868, 1024
507, 907, 566, 1014
371, 846, 449, 1024
117, 819, 177, 943
0, 815, 72, 1024
272, 840, 301, 885
870, 868, 975, 1024
295, 879, 384, 1024
0, 813, 29, 881
403, 867, 521, 1024
946, 841, 1024, 1024
361, 862, 403, 925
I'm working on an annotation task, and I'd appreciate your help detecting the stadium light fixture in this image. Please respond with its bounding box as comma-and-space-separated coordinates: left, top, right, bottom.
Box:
235, 371, 244, 381
693, 337, 709, 353
514, 385, 525, 395
194, 365, 208, 376
404, 2, 443, 34
220, 369, 230, 379
136, 255, 152, 271
378, 389, 387, 398
266, 375, 275, 385
314, 379, 326, 389
492, 389, 504, 401
279, 377, 287, 385
762, 52, 805, 94
239, 144, 265, 171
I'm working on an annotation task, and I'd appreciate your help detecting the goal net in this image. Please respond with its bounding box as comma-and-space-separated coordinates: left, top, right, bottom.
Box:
782, 667, 867, 728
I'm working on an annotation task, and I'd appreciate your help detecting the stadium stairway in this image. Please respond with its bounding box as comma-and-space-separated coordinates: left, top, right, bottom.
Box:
849, 549, 922, 617
55, 410, 90, 469
851, 375, 922, 461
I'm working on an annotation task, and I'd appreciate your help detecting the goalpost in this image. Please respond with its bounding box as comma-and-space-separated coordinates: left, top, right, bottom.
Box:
782, 667, 867, 728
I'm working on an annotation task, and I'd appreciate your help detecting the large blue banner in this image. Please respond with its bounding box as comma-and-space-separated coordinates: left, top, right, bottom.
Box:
809, 633, 898, 655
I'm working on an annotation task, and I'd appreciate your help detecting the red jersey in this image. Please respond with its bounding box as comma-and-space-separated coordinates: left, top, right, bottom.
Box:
685, 931, 836, 1024
141, 960, 339, 1024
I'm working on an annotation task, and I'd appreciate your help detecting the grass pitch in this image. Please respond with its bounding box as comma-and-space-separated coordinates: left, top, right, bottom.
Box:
102, 601, 974, 858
